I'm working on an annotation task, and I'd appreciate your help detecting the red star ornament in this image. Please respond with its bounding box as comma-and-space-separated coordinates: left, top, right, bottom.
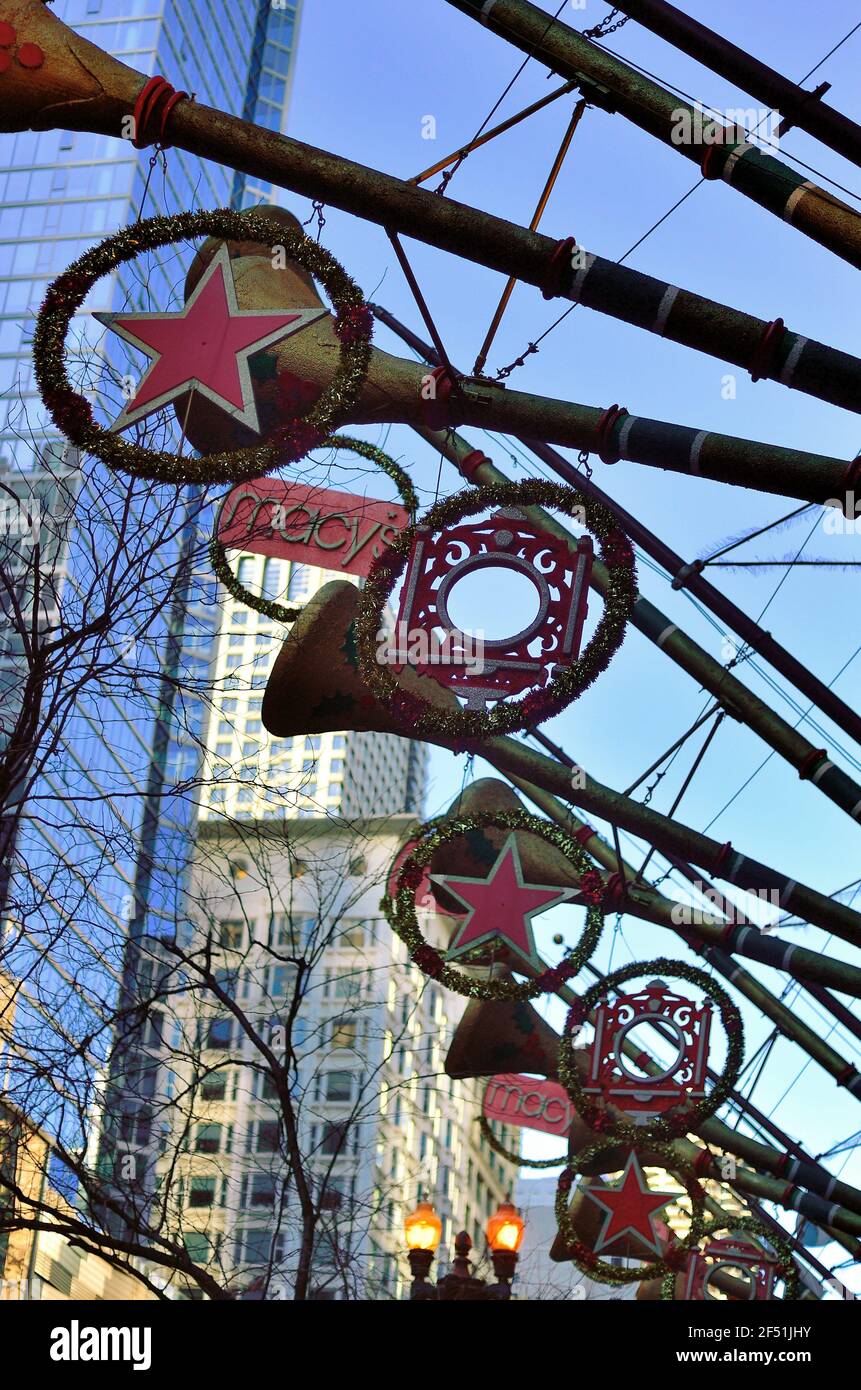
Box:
585, 1152, 675, 1258
430, 834, 574, 971
94, 244, 327, 434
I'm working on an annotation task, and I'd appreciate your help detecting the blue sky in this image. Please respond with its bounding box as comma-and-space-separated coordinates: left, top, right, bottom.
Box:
280, 1, 861, 1283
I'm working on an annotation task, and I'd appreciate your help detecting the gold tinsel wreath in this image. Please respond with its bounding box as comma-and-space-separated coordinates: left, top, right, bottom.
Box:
33, 209, 373, 487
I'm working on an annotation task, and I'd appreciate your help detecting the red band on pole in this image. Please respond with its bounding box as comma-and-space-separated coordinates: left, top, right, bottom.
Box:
774, 1151, 793, 1177
541, 236, 577, 299
573, 824, 596, 847
716, 920, 737, 947
840, 455, 861, 491
595, 404, 629, 464
604, 871, 626, 906
694, 1148, 713, 1177
419, 365, 455, 430
132, 76, 191, 149
749, 318, 786, 382
460, 449, 491, 483
836, 1063, 857, 1087
712, 841, 734, 877
798, 748, 828, 781
700, 143, 727, 180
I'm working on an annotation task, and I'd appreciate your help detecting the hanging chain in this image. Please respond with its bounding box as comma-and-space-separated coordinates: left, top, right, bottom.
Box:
577, 448, 593, 479
582, 8, 630, 42
303, 200, 327, 242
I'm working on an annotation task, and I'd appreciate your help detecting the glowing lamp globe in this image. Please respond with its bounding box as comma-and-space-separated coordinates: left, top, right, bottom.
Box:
487, 1201, 525, 1254
405, 1202, 442, 1253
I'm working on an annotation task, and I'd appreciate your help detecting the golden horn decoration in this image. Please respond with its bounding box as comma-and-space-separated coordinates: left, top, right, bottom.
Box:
444, 989, 566, 1083
0, 1, 147, 136
260, 579, 456, 740
177, 206, 434, 458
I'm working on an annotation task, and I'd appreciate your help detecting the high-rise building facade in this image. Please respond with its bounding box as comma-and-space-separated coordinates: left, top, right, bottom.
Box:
200, 554, 427, 826
0, 1, 306, 1136
140, 816, 517, 1300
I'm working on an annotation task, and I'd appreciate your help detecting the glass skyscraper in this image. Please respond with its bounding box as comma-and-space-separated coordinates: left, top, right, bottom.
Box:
0, 0, 306, 1142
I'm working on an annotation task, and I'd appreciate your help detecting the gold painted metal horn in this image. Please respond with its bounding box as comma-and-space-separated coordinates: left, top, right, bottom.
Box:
444, 989, 564, 1082
0, 1, 147, 136
428, 777, 583, 916
260, 579, 455, 739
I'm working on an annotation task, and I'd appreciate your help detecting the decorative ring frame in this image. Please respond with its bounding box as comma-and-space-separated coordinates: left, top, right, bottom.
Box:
355, 479, 637, 746
558, 957, 744, 1145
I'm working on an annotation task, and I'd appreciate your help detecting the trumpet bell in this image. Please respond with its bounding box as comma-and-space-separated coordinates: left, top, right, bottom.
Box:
261, 579, 456, 739
0, 1, 145, 136
175, 207, 430, 458
444, 989, 564, 1082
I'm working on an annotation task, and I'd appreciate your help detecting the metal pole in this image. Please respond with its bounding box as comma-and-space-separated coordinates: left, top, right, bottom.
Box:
610, 0, 861, 169
445, 0, 861, 270
374, 301, 861, 750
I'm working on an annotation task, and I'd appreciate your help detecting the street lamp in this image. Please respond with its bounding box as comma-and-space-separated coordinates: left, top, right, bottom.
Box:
404, 1199, 525, 1300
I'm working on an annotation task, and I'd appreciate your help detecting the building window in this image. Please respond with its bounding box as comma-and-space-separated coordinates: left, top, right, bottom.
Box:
206, 1018, 233, 1051
189, 1178, 216, 1209
219, 920, 244, 950
200, 1071, 227, 1102
184, 1231, 211, 1264
235, 1229, 272, 1266
323, 1070, 354, 1103
258, 1071, 279, 1102
266, 964, 296, 998
287, 563, 309, 600
195, 1123, 221, 1155
257, 1121, 280, 1154
243, 1173, 276, 1209
262, 559, 282, 599
330, 1018, 357, 1050
269, 913, 313, 949
144, 1011, 164, 1049
320, 1121, 352, 1157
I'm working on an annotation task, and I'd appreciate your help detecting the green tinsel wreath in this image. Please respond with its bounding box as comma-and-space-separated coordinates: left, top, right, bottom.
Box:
554, 1139, 708, 1286
355, 478, 637, 746
559, 957, 744, 1146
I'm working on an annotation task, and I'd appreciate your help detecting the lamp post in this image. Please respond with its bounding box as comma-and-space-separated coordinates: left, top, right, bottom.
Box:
404, 1199, 525, 1300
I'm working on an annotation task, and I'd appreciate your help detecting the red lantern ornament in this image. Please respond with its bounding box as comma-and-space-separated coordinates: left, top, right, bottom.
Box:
585, 978, 712, 1120
394, 504, 593, 710
682, 1235, 780, 1301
